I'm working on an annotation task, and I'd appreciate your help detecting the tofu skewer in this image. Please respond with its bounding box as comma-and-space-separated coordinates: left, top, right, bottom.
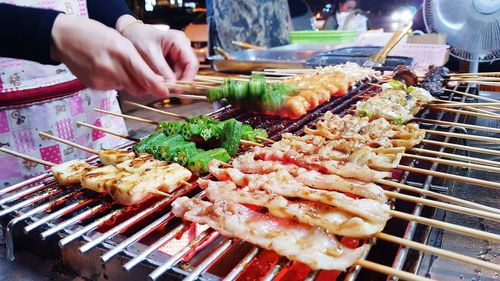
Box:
39, 132, 136, 166
39, 131, 192, 188
0, 146, 190, 205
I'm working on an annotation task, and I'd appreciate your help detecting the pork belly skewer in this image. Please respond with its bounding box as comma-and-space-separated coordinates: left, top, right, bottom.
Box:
199, 179, 385, 237
172, 196, 371, 271
198, 179, 500, 242
172, 196, 500, 273
208, 161, 390, 223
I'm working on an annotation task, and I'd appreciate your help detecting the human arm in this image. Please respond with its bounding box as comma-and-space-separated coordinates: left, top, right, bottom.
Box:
0, 4, 61, 64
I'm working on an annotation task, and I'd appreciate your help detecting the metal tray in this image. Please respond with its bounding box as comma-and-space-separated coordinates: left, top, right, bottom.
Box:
306, 46, 413, 70
208, 49, 322, 72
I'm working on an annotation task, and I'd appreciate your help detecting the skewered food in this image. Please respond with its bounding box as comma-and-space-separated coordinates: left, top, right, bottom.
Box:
108, 163, 192, 205
80, 165, 128, 193
392, 65, 419, 87
98, 149, 136, 166
116, 154, 168, 173
416, 65, 450, 97
356, 84, 433, 124
51, 159, 95, 186
207, 63, 379, 119
172, 197, 370, 270
212, 159, 387, 202
248, 146, 392, 182
199, 179, 386, 238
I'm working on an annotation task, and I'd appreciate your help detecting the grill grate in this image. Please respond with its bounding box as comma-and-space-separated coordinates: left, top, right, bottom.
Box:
0, 82, 496, 281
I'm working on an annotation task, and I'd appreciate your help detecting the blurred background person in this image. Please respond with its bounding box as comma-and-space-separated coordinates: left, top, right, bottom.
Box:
288, 0, 316, 30
206, 0, 292, 54
323, 0, 368, 31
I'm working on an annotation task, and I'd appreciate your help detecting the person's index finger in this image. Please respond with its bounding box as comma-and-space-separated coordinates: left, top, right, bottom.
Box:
179, 52, 199, 81
126, 49, 169, 98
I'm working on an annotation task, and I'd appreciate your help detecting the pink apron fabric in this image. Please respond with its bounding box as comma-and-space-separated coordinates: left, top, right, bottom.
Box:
0, 0, 128, 187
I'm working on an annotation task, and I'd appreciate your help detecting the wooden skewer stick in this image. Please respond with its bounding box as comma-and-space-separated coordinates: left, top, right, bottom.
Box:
76, 121, 140, 142
168, 93, 209, 101
431, 106, 500, 120
410, 147, 500, 168
39, 132, 98, 155
378, 179, 500, 216
421, 139, 500, 157
444, 88, 499, 103
148, 189, 172, 197
456, 81, 500, 87
256, 136, 276, 143
414, 117, 500, 134
355, 260, 433, 281
450, 72, 500, 77
123, 101, 188, 119
0, 147, 55, 167
164, 83, 208, 95
402, 153, 500, 174
375, 232, 500, 272
95, 108, 158, 125
446, 77, 500, 82
424, 129, 500, 144
396, 165, 500, 190
427, 102, 500, 108
389, 210, 500, 242
240, 140, 264, 147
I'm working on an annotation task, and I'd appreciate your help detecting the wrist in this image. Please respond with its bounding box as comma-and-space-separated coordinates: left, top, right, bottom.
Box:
50, 13, 70, 62
116, 14, 141, 34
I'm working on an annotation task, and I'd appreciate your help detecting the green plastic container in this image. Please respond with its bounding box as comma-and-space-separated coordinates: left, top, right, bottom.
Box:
290, 30, 358, 44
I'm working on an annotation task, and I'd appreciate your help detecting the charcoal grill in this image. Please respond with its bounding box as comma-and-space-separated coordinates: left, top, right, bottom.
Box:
0, 81, 499, 281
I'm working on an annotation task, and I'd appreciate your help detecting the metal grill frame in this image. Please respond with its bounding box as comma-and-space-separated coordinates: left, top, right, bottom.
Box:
0, 82, 491, 281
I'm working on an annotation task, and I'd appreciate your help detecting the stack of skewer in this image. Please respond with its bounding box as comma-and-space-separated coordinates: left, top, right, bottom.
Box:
0, 65, 499, 280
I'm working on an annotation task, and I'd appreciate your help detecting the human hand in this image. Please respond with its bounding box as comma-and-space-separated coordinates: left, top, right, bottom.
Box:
51, 14, 168, 98
117, 15, 199, 82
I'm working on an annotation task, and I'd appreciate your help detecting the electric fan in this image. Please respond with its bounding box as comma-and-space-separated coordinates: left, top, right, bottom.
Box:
423, 0, 500, 72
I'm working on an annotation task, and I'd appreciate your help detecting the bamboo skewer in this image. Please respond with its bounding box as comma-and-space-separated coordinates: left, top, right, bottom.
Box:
410, 147, 500, 168
384, 191, 500, 221
428, 102, 500, 108
431, 106, 500, 120
0, 147, 55, 167
355, 260, 434, 281
375, 233, 500, 273
396, 165, 500, 190
95, 108, 158, 125
449, 72, 500, 77
421, 139, 500, 157
414, 117, 500, 134
76, 121, 140, 142
444, 88, 499, 103
39, 132, 98, 155
446, 77, 500, 82
388, 210, 500, 242
402, 153, 500, 174
123, 101, 188, 119
168, 93, 209, 101
456, 81, 500, 87
377, 179, 500, 216
424, 129, 500, 144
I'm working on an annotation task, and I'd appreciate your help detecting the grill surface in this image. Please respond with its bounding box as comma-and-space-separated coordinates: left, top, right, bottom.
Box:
0, 82, 498, 281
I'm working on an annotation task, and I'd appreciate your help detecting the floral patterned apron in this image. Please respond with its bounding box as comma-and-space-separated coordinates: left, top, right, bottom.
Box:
0, 0, 128, 187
